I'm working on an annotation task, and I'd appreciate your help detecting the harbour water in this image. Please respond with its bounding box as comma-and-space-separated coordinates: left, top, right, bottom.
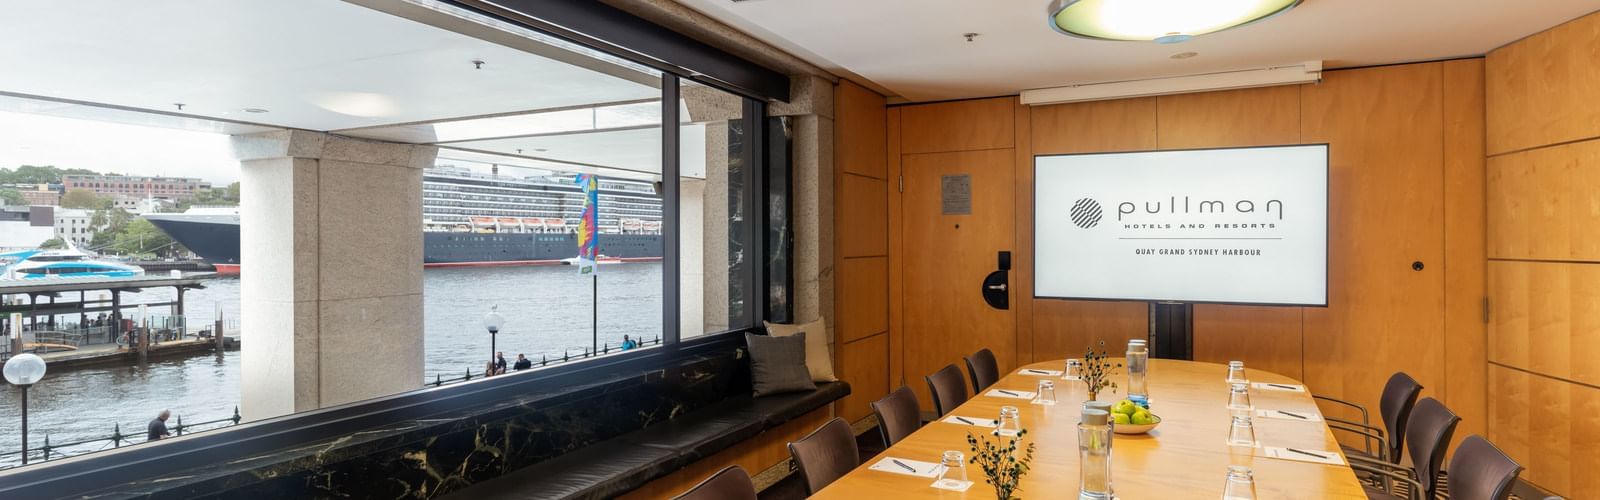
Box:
0, 263, 663, 465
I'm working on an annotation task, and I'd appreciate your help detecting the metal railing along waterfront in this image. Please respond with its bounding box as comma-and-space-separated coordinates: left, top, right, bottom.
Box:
0, 407, 244, 470
427, 335, 663, 387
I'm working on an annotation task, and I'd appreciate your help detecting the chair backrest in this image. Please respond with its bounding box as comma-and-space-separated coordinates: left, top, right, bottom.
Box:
671, 465, 757, 500
1447, 436, 1523, 500
925, 363, 970, 416
871, 386, 921, 447
788, 418, 860, 495
1379, 372, 1424, 462
964, 348, 1000, 393
1404, 398, 1460, 500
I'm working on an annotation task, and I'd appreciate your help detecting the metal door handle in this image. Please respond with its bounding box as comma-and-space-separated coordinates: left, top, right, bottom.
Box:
987, 283, 1007, 291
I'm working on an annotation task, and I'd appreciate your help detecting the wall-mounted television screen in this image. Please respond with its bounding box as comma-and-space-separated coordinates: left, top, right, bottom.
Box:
1033, 144, 1328, 306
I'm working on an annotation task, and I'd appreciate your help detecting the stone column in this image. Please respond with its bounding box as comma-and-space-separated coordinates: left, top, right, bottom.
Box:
233, 130, 432, 420
772, 76, 836, 339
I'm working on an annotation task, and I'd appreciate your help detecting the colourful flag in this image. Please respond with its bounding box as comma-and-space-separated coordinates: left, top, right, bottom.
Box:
575, 174, 600, 275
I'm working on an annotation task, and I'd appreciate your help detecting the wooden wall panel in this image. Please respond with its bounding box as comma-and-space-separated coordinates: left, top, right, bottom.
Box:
899, 99, 1014, 154
1031, 299, 1148, 362
838, 174, 888, 257
1012, 101, 1035, 364
1193, 305, 1303, 380
1488, 260, 1600, 386
1301, 63, 1447, 425
833, 79, 890, 424
838, 257, 888, 343
1031, 97, 1157, 155
837, 333, 890, 423
1486, 11, 1600, 156
1487, 364, 1600, 499
1442, 58, 1488, 448
837, 80, 887, 179
1155, 85, 1301, 149
1486, 138, 1600, 261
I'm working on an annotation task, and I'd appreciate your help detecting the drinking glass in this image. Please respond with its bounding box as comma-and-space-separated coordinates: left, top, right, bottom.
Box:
1226, 361, 1248, 385
1035, 380, 1057, 405
1222, 465, 1257, 499
935, 450, 969, 489
996, 406, 1022, 436
1227, 416, 1256, 448
1064, 358, 1084, 380
1227, 382, 1253, 413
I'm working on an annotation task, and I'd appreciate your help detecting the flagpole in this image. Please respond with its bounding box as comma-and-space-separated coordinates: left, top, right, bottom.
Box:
591, 274, 598, 355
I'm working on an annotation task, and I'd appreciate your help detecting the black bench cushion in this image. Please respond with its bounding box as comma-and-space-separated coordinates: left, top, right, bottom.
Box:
446, 440, 676, 500
445, 381, 851, 500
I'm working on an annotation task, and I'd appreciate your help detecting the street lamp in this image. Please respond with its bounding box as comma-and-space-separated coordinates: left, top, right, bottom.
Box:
483, 305, 504, 367
4, 353, 47, 465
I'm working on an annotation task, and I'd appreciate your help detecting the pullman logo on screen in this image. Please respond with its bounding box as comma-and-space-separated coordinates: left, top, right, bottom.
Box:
1069, 198, 1103, 228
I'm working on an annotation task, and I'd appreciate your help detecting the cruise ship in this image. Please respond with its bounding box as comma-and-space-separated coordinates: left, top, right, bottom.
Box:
145, 165, 663, 272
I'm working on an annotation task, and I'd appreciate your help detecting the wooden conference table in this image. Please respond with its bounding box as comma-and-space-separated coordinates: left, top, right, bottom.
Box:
813, 359, 1366, 499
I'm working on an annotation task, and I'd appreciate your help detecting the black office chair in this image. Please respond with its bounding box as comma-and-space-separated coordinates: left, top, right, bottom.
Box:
871, 386, 922, 447
671, 465, 757, 500
787, 417, 860, 495
925, 363, 969, 416
1445, 436, 1523, 500
1347, 397, 1459, 500
1317, 372, 1422, 463
964, 348, 1000, 393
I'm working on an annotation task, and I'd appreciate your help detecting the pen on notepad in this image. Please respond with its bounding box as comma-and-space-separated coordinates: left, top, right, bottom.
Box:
1277, 410, 1308, 419
955, 416, 976, 425
892, 459, 917, 473
1286, 448, 1328, 459
998, 390, 1020, 396
1267, 383, 1298, 390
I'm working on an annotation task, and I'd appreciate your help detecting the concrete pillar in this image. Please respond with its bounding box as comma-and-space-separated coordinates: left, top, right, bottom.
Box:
233, 130, 432, 420
772, 76, 836, 340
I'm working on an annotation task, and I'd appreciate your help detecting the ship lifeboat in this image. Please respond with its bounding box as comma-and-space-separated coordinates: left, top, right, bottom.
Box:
621, 219, 643, 232
520, 217, 544, 230
545, 218, 568, 231
642, 220, 662, 234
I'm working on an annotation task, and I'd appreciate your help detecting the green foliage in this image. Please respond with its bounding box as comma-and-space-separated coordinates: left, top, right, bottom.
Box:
967, 429, 1036, 500
108, 218, 176, 258
179, 181, 240, 210
0, 188, 23, 205
61, 188, 110, 209
1083, 340, 1122, 398
38, 237, 65, 249
0, 165, 98, 184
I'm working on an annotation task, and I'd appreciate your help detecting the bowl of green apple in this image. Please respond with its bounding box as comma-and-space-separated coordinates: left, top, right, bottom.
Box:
1109, 399, 1161, 435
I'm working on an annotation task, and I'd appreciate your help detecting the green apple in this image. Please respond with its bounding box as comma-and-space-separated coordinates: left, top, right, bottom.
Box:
1131, 410, 1156, 425
1112, 400, 1138, 416
1112, 412, 1131, 425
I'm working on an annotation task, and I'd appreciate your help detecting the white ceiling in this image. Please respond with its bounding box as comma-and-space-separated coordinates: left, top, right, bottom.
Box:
677, 0, 1600, 102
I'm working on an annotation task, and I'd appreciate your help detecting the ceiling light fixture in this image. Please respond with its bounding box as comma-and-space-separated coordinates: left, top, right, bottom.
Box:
1047, 0, 1302, 42
243, 108, 269, 113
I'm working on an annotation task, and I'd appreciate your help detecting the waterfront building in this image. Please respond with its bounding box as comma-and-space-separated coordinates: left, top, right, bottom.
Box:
61, 175, 210, 201
19, 188, 60, 207
51, 208, 92, 247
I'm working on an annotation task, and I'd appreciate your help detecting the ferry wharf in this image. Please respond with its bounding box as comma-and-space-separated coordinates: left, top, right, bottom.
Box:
0, 274, 235, 368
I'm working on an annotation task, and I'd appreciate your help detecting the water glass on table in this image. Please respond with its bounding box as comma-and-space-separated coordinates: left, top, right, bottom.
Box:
1222, 465, 1257, 499
935, 450, 969, 489
1035, 380, 1057, 405
1064, 358, 1084, 380
1227, 382, 1253, 413
1226, 360, 1248, 385
996, 406, 1022, 436
1228, 416, 1257, 448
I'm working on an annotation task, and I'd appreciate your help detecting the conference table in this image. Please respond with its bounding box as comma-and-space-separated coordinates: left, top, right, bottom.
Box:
813, 359, 1367, 499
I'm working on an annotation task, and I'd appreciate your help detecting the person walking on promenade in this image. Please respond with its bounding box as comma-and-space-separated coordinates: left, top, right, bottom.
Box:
513, 354, 532, 371
495, 351, 508, 374
147, 410, 173, 442
484, 360, 498, 378
621, 335, 638, 351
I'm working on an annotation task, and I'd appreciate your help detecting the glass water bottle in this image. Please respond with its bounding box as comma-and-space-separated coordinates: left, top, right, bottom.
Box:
1127, 339, 1149, 407
1078, 409, 1114, 499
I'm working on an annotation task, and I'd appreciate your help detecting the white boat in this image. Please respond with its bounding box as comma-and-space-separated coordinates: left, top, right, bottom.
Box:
0, 243, 145, 280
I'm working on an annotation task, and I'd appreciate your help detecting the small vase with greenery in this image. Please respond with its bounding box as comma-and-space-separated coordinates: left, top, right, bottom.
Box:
966, 429, 1037, 500
1083, 340, 1122, 401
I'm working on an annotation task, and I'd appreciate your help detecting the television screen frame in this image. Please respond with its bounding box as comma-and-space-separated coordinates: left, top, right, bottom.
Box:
1031, 143, 1330, 307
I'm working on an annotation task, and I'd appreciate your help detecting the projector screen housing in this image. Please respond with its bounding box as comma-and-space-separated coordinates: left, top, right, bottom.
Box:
1033, 144, 1328, 306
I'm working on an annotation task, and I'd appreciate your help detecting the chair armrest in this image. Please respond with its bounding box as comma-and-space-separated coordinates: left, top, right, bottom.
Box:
1350, 463, 1423, 500
1324, 416, 1385, 436
1312, 394, 1371, 428
1326, 421, 1387, 461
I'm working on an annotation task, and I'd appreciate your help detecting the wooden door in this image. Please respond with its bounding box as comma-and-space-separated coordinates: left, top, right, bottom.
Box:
901, 148, 1016, 409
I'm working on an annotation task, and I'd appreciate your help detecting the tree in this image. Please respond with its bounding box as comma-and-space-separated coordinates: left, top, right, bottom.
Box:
0, 165, 97, 184
0, 188, 23, 205
38, 237, 65, 249
88, 208, 133, 250
110, 219, 177, 257
61, 188, 108, 209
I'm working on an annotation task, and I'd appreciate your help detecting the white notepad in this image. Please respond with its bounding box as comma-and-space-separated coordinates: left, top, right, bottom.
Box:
1252, 382, 1307, 392
1255, 409, 1324, 422
1019, 368, 1064, 377
985, 389, 1037, 400
1264, 446, 1346, 465
868, 457, 944, 478
942, 415, 999, 427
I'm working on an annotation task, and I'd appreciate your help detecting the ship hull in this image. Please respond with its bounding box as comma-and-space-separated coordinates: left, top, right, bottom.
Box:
146, 216, 662, 268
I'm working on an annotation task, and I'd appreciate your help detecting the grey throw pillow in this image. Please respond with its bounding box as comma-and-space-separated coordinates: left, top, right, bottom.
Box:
746, 332, 816, 397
